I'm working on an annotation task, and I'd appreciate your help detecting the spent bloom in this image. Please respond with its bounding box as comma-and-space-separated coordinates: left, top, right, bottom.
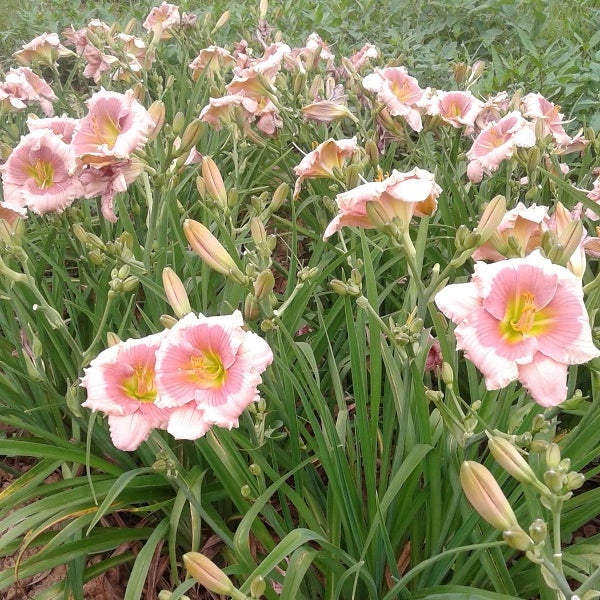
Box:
0, 130, 84, 216
466, 111, 536, 182
363, 67, 429, 132
154, 311, 273, 439
72, 89, 154, 165
293, 137, 359, 198
435, 250, 599, 406
323, 167, 441, 240
81, 333, 171, 451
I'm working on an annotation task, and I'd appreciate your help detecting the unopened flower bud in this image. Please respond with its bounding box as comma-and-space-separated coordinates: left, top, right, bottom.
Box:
565, 471, 585, 491
365, 200, 390, 229
460, 461, 520, 531
330, 279, 348, 295
530, 439, 549, 453
546, 443, 561, 469
453, 62, 468, 85
227, 188, 238, 209
476, 195, 506, 244
158, 592, 190, 600
438, 362, 452, 385
201, 157, 227, 208
162, 267, 191, 318
179, 119, 203, 156
502, 528, 534, 551
106, 332, 121, 347
470, 60, 485, 79
529, 518, 547, 544
184, 220, 245, 283
241, 484, 251, 497
213, 10, 230, 31
558, 458, 571, 474
464, 231, 481, 250
488, 436, 538, 485
249, 463, 262, 476
160, 314, 178, 329
251, 218, 267, 246
172, 111, 185, 136
147, 101, 166, 142
183, 553, 235, 595
365, 140, 379, 167
345, 164, 360, 190
543, 469, 563, 493
250, 575, 266, 598
269, 182, 289, 213
527, 146, 541, 173
259, 0, 268, 18
254, 270, 275, 300
244, 294, 259, 321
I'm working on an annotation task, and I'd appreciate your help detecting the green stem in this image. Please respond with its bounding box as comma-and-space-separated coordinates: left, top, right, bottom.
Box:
81, 293, 115, 367
575, 563, 600, 595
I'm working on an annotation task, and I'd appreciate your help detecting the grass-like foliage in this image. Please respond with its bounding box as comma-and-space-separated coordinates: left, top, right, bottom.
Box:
0, 2, 600, 599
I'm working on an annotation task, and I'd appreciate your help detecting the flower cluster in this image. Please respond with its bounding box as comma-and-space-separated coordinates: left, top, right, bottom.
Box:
0, 89, 154, 220
81, 311, 273, 450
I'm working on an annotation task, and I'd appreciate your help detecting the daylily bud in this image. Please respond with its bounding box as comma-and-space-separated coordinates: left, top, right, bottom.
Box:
529, 518, 547, 544
213, 10, 231, 31
227, 188, 238, 209
330, 279, 348, 295
470, 60, 485, 80
201, 157, 227, 208
183, 553, 235, 595
543, 469, 563, 493
530, 439, 549, 453
565, 471, 585, 491
365, 200, 390, 229
183, 219, 245, 283
160, 314, 178, 329
441, 362, 453, 385
557, 217, 583, 267
158, 592, 190, 600
558, 458, 571, 474
196, 176, 206, 198
460, 461, 520, 531
345, 164, 360, 190
251, 218, 267, 246
308, 74, 323, 98
251, 576, 266, 598
162, 267, 191, 318
293, 72, 306, 96
259, 0, 268, 18
132, 83, 145, 102
488, 436, 538, 485
179, 120, 203, 156
527, 146, 541, 173
172, 111, 185, 136
535, 118, 546, 141
244, 294, 259, 321
147, 102, 166, 142
503, 528, 534, 551
301, 101, 355, 123
107, 332, 121, 347
254, 269, 275, 300
476, 195, 506, 244
270, 182, 288, 212
546, 443, 561, 469
453, 62, 468, 85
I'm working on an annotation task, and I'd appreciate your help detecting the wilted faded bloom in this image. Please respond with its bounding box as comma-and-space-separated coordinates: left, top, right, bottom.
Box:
301, 100, 355, 124
72, 89, 154, 165
435, 250, 600, 406
81, 333, 171, 451
154, 311, 273, 439
13, 32, 70, 66
472, 202, 549, 262
323, 167, 441, 239
293, 137, 359, 198
363, 67, 429, 132
467, 111, 536, 182
0, 130, 84, 216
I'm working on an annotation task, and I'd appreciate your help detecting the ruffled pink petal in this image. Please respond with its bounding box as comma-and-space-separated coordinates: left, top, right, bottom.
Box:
517, 353, 568, 407
108, 413, 155, 451
166, 404, 211, 440
434, 282, 482, 324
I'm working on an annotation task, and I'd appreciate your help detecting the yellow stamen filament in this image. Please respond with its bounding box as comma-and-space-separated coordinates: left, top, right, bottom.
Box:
27, 159, 54, 189
189, 352, 226, 388
510, 292, 536, 333
123, 365, 156, 403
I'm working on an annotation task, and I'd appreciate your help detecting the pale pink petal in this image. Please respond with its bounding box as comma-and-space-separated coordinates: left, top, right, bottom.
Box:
108, 413, 155, 451
517, 353, 568, 407
434, 282, 481, 324
166, 404, 211, 440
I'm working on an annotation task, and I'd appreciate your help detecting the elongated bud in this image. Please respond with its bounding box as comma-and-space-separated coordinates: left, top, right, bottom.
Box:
460, 461, 520, 531
259, 0, 268, 18
470, 60, 485, 79
160, 314, 178, 329
293, 72, 306, 96
503, 528, 534, 551
213, 10, 230, 31
244, 294, 259, 321
196, 176, 206, 198
201, 157, 227, 208
183, 553, 234, 595
365, 200, 390, 229
270, 182, 289, 212
251, 218, 267, 246
254, 269, 275, 300
546, 443, 561, 469
488, 436, 538, 485
147, 101, 166, 142
557, 216, 583, 267
565, 471, 585, 491
132, 83, 145, 102
106, 332, 121, 347
172, 111, 185, 136
162, 267, 191, 318
476, 195, 506, 244
527, 146, 541, 173
178, 119, 203, 156
453, 62, 468, 85
441, 362, 454, 385
365, 140, 379, 167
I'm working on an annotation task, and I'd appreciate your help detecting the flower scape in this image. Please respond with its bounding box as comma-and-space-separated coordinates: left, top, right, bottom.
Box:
0, 2, 600, 599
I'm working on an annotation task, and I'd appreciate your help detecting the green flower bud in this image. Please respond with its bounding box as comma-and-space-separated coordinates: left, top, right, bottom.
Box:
543, 469, 563, 493
183, 553, 234, 595
546, 443, 561, 469
528, 518, 547, 544
503, 528, 534, 551
565, 471, 585, 491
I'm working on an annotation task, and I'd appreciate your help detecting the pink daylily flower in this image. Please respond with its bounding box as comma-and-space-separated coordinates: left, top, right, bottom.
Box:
363, 67, 429, 132
13, 32, 70, 66
466, 111, 536, 182
72, 89, 154, 165
199, 93, 259, 131
189, 46, 235, 80
27, 115, 78, 143
143, 1, 181, 40
4, 68, 57, 117
522, 92, 573, 148
0, 130, 83, 216
154, 311, 273, 438
293, 137, 359, 199
323, 167, 441, 239
427, 90, 484, 130
474, 91, 510, 131
81, 333, 171, 451
349, 43, 380, 71
435, 251, 599, 406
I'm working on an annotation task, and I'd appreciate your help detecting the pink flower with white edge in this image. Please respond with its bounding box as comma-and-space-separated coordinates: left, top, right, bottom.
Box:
363, 67, 429, 132
585, 175, 600, 221
154, 311, 273, 439
72, 89, 154, 166
199, 93, 259, 131
0, 130, 83, 216
13, 32, 70, 66
466, 111, 536, 181
349, 43, 380, 71
143, 1, 181, 40
80, 159, 145, 222
189, 46, 235, 80
427, 90, 484, 131
293, 137, 359, 199
522, 93, 576, 149
4, 68, 57, 117
81, 333, 171, 451
27, 115, 78, 143
255, 99, 282, 136
474, 91, 510, 131
435, 250, 599, 407
472, 202, 550, 262
323, 167, 441, 240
